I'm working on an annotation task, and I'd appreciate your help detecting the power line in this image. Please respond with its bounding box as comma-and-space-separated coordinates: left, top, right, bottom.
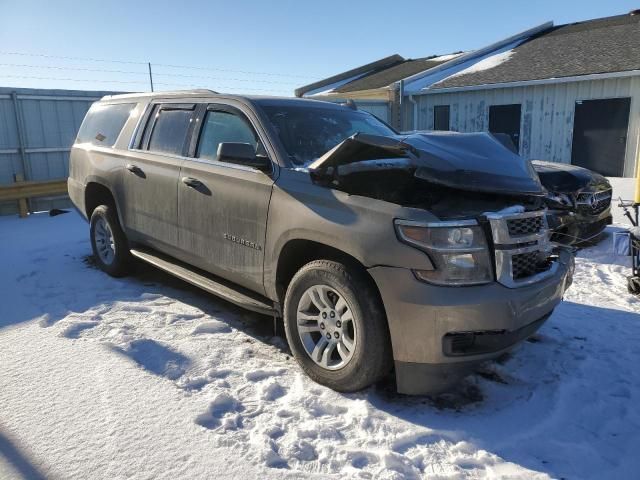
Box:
153, 62, 314, 79
0, 74, 293, 93
0, 62, 302, 85
152, 70, 300, 85
0, 51, 145, 65
0, 63, 148, 76
0, 50, 317, 80
0, 74, 149, 85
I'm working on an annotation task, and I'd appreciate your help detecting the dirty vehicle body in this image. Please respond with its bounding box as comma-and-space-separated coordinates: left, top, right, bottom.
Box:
68, 91, 573, 395
532, 160, 613, 245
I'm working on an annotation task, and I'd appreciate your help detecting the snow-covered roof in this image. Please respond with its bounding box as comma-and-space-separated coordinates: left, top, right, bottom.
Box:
296, 53, 465, 97
432, 12, 640, 90
402, 40, 525, 93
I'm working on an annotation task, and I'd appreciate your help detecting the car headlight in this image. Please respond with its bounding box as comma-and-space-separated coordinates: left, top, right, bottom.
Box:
394, 220, 493, 286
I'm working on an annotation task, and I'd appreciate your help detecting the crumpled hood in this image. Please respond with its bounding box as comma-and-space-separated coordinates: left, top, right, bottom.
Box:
308, 131, 545, 196
531, 160, 609, 193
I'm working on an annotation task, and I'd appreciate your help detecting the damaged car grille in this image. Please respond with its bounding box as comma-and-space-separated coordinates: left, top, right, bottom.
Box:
512, 251, 547, 280
486, 210, 557, 288
506, 216, 544, 236
575, 189, 612, 215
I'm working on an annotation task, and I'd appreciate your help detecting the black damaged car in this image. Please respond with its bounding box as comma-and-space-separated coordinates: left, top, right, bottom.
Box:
532, 160, 612, 245
490, 133, 612, 245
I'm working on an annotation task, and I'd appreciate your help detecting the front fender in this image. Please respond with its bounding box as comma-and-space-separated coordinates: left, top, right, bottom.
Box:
263, 169, 437, 299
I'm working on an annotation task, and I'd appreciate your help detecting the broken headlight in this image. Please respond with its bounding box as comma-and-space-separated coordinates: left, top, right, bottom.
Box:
394, 220, 493, 286
544, 192, 573, 209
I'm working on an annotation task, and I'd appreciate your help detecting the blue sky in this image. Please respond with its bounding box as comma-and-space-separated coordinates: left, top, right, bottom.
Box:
0, 0, 636, 95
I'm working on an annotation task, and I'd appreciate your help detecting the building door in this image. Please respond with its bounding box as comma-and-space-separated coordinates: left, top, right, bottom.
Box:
489, 104, 521, 152
571, 98, 630, 177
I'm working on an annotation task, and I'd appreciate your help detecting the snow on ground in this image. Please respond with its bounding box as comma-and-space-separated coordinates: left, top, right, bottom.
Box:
1, 211, 640, 479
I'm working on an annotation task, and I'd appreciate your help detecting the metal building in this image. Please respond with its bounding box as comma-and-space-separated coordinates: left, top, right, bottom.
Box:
404, 76, 640, 177
0, 87, 119, 215
299, 11, 640, 178
402, 12, 640, 178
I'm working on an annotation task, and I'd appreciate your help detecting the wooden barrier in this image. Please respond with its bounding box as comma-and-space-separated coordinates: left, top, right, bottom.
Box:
0, 174, 68, 217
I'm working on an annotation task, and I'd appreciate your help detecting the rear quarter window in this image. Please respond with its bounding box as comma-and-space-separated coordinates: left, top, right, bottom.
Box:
76, 103, 135, 147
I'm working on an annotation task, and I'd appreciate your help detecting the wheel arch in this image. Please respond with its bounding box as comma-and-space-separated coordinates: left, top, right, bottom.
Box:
273, 238, 384, 309
84, 180, 125, 227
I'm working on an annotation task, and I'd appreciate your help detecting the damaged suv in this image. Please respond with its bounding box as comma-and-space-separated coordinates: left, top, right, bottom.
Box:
68, 91, 574, 395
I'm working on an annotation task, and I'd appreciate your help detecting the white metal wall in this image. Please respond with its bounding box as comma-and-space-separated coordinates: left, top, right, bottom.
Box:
405, 76, 640, 177
317, 97, 390, 123
0, 87, 119, 215
354, 100, 390, 123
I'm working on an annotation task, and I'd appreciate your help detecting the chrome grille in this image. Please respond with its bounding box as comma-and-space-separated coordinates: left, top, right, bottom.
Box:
486, 210, 556, 288
507, 216, 543, 236
575, 189, 612, 215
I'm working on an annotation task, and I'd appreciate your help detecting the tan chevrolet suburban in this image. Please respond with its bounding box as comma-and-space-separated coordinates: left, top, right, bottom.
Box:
68, 90, 574, 395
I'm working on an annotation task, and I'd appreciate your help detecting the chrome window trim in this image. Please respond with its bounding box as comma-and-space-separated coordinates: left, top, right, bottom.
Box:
128, 102, 153, 150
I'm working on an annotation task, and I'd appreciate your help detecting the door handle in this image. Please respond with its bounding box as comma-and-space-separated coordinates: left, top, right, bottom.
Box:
181, 176, 203, 188
126, 164, 143, 175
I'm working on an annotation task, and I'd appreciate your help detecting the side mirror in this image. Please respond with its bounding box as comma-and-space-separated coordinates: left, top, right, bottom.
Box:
217, 142, 270, 171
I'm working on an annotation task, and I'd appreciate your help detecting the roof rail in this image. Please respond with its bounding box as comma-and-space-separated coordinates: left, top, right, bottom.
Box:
100, 88, 219, 101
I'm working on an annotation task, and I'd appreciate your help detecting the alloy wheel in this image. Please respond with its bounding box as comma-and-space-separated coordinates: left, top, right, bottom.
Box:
296, 285, 357, 370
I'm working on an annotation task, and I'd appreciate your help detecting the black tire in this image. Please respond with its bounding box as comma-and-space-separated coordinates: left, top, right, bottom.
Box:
89, 204, 132, 277
283, 260, 392, 392
628, 276, 640, 295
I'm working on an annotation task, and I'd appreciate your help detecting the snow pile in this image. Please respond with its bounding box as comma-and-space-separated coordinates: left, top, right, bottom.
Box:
1, 211, 640, 479
428, 52, 465, 62
446, 49, 515, 80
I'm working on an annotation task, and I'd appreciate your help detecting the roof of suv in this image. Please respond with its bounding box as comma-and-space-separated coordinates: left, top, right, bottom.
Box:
99, 90, 349, 109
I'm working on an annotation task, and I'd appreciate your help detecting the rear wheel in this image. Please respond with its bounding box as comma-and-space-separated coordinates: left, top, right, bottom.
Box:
283, 260, 392, 392
89, 204, 132, 277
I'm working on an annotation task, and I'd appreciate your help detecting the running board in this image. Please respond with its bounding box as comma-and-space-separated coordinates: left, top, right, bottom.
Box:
129, 247, 276, 317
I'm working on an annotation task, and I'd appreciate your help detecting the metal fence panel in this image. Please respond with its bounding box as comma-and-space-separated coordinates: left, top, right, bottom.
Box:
0, 87, 119, 215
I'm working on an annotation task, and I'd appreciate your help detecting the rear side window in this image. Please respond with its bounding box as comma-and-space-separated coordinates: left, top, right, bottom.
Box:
147, 108, 193, 156
197, 110, 258, 161
76, 103, 134, 146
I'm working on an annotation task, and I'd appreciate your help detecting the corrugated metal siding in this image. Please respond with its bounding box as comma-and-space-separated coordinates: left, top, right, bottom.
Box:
0, 87, 119, 215
319, 97, 390, 122
404, 76, 640, 177
354, 100, 390, 122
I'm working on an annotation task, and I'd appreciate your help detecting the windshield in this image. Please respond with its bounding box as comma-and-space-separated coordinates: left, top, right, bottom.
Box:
260, 104, 396, 166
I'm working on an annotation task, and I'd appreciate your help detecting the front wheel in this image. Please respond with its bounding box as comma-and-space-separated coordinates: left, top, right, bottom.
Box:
89, 204, 132, 277
283, 260, 392, 392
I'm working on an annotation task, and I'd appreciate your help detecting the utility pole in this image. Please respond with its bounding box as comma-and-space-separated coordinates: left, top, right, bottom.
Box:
148, 62, 154, 92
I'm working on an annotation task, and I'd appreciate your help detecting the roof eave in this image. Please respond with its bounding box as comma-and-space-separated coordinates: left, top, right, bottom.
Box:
422, 69, 640, 94
295, 54, 404, 98
327, 87, 391, 100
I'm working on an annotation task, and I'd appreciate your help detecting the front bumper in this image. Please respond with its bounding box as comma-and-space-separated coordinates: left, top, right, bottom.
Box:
548, 207, 612, 245
368, 248, 573, 395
